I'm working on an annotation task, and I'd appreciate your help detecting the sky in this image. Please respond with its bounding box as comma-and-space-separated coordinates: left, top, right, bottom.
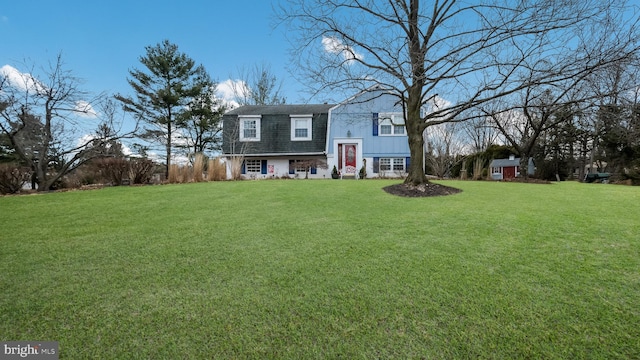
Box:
0, 0, 310, 105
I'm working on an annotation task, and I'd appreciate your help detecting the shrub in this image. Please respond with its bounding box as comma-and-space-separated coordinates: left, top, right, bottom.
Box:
0, 163, 29, 194
207, 157, 226, 181
229, 157, 243, 180
129, 158, 155, 184
61, 165, 99, 188
168, 164, 180, 183
359, 159, 367, 179
180, 165, 191, 183
60, 172, 83, 189
168, 164, 193, 183
96, 158, 129, 186
535, 158, 569, 181
193, 153, 205, 182
473, 158, 485, 180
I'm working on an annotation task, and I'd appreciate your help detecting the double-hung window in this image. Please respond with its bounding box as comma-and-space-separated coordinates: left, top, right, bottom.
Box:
239, 115, 261, 141
378, 113, 405, 136
245, 159, 262, 173
392, 158, 405, 171
379, 158, 406, 172
294, 160, 307, 173
291, 115, 312, 141
379, 158, 392, 171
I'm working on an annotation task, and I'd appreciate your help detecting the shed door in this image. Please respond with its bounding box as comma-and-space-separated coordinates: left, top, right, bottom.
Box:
503, 166, 516, 179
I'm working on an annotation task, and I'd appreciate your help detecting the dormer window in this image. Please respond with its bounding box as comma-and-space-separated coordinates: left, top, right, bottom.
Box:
239, 115, 261, 141
291, 115, 312, 141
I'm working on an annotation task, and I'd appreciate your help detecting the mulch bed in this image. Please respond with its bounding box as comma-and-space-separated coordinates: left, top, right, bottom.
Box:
383, 182, 462, 198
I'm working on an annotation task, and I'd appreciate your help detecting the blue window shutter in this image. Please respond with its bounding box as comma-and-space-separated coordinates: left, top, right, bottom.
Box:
405, 157, 411, 171
261, 160, 267, 174
372, 113, 379, 136
373, 157, 380, 173
311, 165, 317, 174
289, 160, 295, 174
241, 160, 246, 174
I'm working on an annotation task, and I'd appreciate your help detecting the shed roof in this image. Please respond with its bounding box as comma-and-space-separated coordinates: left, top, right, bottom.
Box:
490, 158, 521, 167
490, 157, 535, 168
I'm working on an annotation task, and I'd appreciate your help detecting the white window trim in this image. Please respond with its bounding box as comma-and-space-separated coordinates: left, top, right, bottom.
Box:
291, 115, 312, 141
380, 157, 406, 172
245, 159, 262, 173
392, 158, 405, 171
379, 158, 392, 171
378, 112, 406, 136
292, 159, 308, 173
239, 115, 261, 142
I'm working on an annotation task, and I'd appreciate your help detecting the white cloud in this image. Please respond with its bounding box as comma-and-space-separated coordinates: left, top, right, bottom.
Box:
2, 67, 98, 118
421, 95, 454, 120
0, 64, 45, 92
77, 134, 95, 147
216, 79, 248, 109
121, 143, 133, 156
322, 36, 363, 64
75, 100, 98, 118
424, 95, 452, 112
215, 79, 240, 101
78, 133, 133, 157
432, 95, 452, 110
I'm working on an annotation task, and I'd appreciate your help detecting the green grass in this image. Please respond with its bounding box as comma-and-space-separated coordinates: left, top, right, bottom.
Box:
1, 180, 639, 359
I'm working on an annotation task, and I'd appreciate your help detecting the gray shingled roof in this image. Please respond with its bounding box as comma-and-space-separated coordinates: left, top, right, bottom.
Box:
490, 158, 521, 167
225, 104, 335, 116
222, 105, 332, 155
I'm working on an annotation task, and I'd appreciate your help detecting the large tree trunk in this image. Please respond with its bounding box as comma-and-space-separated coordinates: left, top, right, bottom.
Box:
404, 87, 427, 185
403, 0, 428, 186
166, 109, 172, 179
405, 130, 426, 185
165, 142, 171, 180
38, 106, 54, 191
519, 155, 531, 180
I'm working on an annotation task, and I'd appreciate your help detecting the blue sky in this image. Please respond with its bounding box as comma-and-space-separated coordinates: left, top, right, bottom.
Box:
0, 0, 309, 104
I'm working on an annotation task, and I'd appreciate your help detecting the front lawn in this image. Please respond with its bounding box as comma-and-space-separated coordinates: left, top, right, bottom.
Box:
1, 180, 638, 358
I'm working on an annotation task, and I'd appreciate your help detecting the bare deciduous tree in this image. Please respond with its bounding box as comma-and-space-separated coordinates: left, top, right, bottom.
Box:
227, 63, 286, 106
0, 55, 135, 191
462, 111, 501, 153
483, 87, 584, 179
586, 59, 640, 179
221, 115, 252, 180
279, 0, 639, 185
425, 122, 465, 178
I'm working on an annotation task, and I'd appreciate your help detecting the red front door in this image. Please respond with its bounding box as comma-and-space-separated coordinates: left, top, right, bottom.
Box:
340, 144, 357, 176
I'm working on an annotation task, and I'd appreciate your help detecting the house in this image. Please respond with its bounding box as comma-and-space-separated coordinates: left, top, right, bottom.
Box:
326, 87, 410, 178
222, 104, 335, 179
221, 87, 411, 179
490, 155, 535, 180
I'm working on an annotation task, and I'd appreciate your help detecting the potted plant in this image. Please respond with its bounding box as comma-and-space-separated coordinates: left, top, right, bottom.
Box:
331, 165, 340, 179
359, 165, 367, 179
358, 159, 367, 179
